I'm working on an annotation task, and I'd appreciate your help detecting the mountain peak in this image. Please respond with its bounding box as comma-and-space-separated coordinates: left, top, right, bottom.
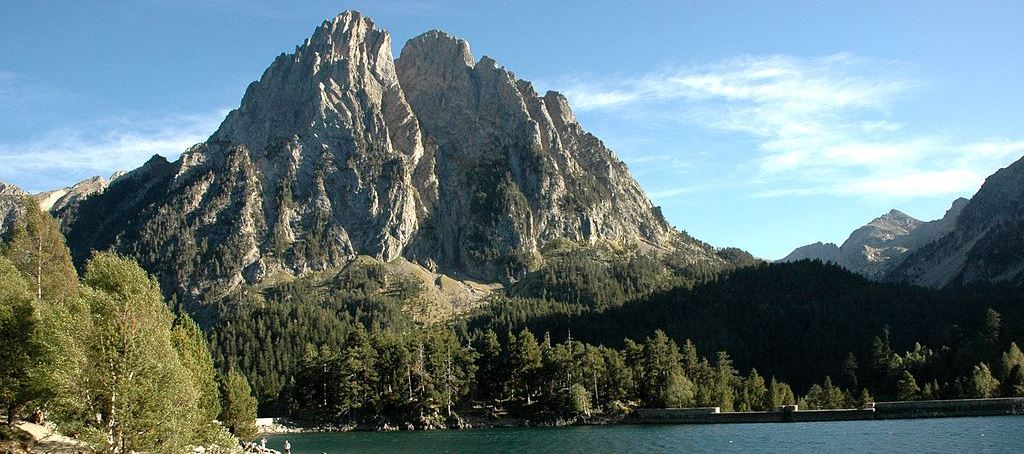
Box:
0, 180, 27, 197
59, 11, 716, 300
305, 9, 387, 60
543, 91, 577, 127
0, 180, 27, 237
940, 197, 969, 224
330, 9, 368, 24
34, 175, 110, 213
400, 30, 475, 69
879, 208, 914, 221
777, 241, 839, 263
868, 209, 920, 232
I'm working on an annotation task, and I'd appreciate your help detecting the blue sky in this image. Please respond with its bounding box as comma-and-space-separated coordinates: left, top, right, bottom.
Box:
1, 1, 1022, 259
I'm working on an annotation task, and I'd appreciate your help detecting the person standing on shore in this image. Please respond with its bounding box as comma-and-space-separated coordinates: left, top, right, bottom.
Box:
284, 439, 291, 454
260, 437, 267, 451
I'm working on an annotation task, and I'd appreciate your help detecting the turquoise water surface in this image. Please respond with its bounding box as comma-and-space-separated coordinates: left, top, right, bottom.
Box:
263, 416, 1024, 453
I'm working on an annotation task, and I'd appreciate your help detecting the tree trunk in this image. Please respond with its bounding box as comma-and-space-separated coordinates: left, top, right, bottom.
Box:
7, 403, 23, 425
36, 239, 43, 300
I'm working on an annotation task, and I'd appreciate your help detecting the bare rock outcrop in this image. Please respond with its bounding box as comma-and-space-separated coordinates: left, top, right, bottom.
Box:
35, 174, 114, 213
60, 11, 723, 301
0, 180, 28, 237
890, 156, 1024, 287
780, 199, 968, 280
395, 31, 686, 280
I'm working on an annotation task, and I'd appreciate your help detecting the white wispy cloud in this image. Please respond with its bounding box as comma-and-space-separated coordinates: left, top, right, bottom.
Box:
560, 54, 1024, 199
0, 110, 227, 191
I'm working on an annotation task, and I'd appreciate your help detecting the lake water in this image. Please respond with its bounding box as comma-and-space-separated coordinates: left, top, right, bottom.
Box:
263, 416, 1024, 453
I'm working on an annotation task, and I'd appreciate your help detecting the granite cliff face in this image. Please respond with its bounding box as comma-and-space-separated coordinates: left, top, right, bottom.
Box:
60, 11, 717, 300
890, 156, 1024, 287
780, 199, 967, 280
395, 30, 679, 279
0, 180, 28, 237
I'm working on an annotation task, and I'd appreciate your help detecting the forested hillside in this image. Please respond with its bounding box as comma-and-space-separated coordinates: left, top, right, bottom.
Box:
469, 260, 1024, 399
205, 238, 1024, 424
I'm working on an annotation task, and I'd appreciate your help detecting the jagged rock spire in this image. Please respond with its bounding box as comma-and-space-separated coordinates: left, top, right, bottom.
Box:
60, 11, 716, 299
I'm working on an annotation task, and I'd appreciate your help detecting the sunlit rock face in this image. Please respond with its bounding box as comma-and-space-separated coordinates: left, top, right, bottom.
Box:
395, 30, 684, 280
60, 11, 718, 300
780, 199, 967, 281
0, 180, 28, 237
890, 156, 1024, 288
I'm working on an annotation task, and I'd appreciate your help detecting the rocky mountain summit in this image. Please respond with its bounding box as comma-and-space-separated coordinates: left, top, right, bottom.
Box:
778, 241, 839, 263
783, 151, 1024, 289
35, 172, 123, 214
59, 11, 724, 302
780, 199, 968, 280
891, 156, 1024, 287
0, 180, 28, 237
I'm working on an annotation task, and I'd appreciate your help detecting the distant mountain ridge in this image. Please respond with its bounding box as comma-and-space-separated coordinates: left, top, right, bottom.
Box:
890, 155, 1024, 287
55, 11, 729, 302
1, 173, 127, 237
779, 200, 967, 279
782, 154, 1024, 288
36, 172, 124, 214
778, 241, 839, 263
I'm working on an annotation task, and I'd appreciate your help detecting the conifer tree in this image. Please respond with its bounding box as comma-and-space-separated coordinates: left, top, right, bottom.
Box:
970, 363, 1000, 398
622, 338, 645, 390
661, 369, 695, 408
712, 351, 739, 411
423, 328, 477, 416
856, 388, 874, 408
337, 325, 378, 419
568, 383, 592, 417
896, 370, 920, 401
998, 342, 1024, 380
1005, 365, 1024, 397
740, 368, 768, 411
921, 381, 937, 400
220, 369, 258, 440
768, 378, 795, 408
641, 330, 691, 407
473, 329, 504, 401
291, 344, 341, 419
507, 329, 542, 404
601, 347, 634, 404
373, 333, 411, 413
980, 309, 1001, 346
803, 384, 825, 409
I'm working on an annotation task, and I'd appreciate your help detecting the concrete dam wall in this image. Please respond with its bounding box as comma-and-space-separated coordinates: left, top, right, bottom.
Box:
627, 398, 1024, 424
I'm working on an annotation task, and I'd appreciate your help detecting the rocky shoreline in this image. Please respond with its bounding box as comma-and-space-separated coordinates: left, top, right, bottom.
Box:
255, 414, 626, 435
